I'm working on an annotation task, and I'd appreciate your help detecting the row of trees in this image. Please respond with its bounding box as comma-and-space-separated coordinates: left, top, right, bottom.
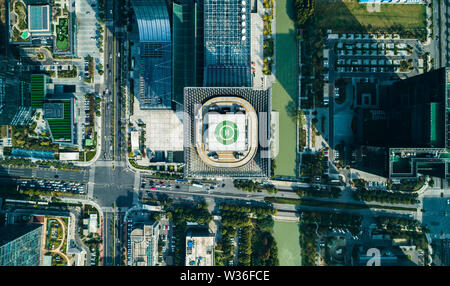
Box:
300, 152, 326, 183
168, 204, 212, 225
300, 211, 362, 235
374, 216, 428, 250
353, 188, 419, 205
299, 212, 319, 266
376, 216, 420, 232
250, 215, 279, 266
296, 186, 341, 198
0, 157, 81, 171
218, 202, 276, 216
389, 178, 425, 192
233, 180, 277, 194
11, 125, 58, 152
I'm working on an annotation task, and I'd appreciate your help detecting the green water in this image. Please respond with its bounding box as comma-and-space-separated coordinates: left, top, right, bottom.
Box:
273, 220, 301, 266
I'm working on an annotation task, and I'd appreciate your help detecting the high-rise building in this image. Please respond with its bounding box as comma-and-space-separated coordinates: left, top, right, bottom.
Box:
172, 0, 200, 105
202, 0, 251, 87
0, 60, 33, 126
181, 0, 270, 178
184, 87, 271, 178
128, 221, 160, 266
131, 0, 172, 110
367, 67, 450, 179
380, 68, 447, 148
0, 224, 43, 266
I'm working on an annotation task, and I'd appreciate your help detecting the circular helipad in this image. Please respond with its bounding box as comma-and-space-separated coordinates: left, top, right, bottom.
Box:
214, 120, 239, 145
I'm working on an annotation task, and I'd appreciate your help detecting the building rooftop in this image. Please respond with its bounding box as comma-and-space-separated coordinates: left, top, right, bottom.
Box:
207, 112, 246, 152
43, 103, 63, 119
184, 87, 271, 178
185, 232, 215, 266
128, 221, 159, 266
203, 0, 251, 87
28, 5, 50, 33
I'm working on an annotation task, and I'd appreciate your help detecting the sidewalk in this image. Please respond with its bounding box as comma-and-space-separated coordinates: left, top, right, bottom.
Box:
75, 115, 102, 167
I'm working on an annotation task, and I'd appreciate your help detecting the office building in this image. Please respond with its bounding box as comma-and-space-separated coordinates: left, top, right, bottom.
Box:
184, 87, 271, 178
0, 63, 32, 126
128, 221, 160, 266
131, 0, 172, 109
366, 67, 450, 178
0, 224, 43, 266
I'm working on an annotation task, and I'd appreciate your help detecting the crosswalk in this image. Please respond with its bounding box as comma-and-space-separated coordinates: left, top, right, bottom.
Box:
87, 166, 96, 199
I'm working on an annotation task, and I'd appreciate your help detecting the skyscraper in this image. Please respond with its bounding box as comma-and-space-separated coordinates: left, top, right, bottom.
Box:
0, 224, 43, 266
368, 67, 450, 179
0, 57, 32, 126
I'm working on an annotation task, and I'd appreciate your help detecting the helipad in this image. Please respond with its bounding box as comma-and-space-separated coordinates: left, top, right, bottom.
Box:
208, 113, 246, 151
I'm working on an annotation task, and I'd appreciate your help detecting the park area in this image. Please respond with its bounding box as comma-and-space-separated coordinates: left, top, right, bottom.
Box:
272, 0, 298, 178
43, 217, 69, 266
273, 221, 301, 266
315, 0, 426, 37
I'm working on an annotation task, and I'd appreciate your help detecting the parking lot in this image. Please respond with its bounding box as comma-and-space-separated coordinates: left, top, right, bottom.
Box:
75, 0, 103, 83
325, 33, 428, 85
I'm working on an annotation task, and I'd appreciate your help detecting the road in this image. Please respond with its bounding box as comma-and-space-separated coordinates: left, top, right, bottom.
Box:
0, 166, 89, 182
103, 212, 114, 265
102, 0, 115, 161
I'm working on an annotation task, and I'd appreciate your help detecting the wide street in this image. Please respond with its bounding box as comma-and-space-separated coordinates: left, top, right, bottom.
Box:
0, 166, 89, 182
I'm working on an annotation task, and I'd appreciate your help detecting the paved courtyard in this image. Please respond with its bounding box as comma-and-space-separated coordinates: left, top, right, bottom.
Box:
130, 104, 184, 152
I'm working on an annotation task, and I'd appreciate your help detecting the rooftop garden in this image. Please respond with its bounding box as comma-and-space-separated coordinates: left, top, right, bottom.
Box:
55, 17, 69, 51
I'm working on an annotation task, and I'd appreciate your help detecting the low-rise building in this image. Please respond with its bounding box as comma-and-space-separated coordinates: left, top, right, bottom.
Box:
88, 214, 97, 233
185, 232, 215, 266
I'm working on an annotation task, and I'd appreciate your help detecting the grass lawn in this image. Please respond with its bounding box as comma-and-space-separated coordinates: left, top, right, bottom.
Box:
315, 0, 426, 32
56, 18, 69, 51
86, 150, 96, 161
272, 0, 298, 177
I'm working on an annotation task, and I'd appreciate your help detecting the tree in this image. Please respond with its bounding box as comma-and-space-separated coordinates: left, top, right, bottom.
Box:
294, 0, 315, 26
